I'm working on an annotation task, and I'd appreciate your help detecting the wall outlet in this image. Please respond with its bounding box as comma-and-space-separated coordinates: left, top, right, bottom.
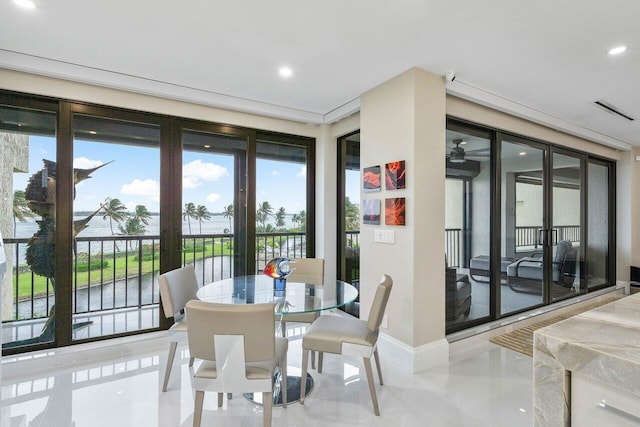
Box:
381, 315, 389, 328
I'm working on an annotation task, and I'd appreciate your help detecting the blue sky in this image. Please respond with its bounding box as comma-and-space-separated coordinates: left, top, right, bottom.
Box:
14, 136, 360, 214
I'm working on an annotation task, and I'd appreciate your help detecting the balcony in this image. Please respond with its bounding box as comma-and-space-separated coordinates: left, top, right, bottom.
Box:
445, 225, 580, 268
2, 231, 360, 347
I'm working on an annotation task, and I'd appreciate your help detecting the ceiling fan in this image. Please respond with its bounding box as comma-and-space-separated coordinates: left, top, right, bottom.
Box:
447, 139, 490, 163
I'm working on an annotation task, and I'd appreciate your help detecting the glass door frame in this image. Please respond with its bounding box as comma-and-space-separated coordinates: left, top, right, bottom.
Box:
68, 102, 170, 341
549, 146, 587, 302
495, 132, 551, 314
177, 119, 255, 282
0, 92, 62, 355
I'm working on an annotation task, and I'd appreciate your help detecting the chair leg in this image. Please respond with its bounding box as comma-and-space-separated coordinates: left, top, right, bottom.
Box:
311, 350, 316, 369
317, 351, 323, 373
281, 362, 288, 408
363, 357, 380, 416
227, 393, 233, 400
217, 393, 223, 407
373, 348, 383, 385
189, 356, 195, 367
280, 319, 286, 337
193, 390, 205, 427
162, 341, 177, 392
300, 348, 309, 404
263, 392, 273, 427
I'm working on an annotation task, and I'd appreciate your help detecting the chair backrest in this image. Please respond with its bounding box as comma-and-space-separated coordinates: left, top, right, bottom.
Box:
288, 258, 325, 285
552, 240, 572, 265
185, 300, 276, 363
158, 266, 198, 319
367, 274, 393, 332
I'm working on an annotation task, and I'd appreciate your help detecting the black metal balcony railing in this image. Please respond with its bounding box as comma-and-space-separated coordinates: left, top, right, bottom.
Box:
445, 225, 580, 269
2, 231, 361, 324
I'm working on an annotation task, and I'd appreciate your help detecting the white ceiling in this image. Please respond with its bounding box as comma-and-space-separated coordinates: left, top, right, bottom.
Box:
1, 0, 639, 148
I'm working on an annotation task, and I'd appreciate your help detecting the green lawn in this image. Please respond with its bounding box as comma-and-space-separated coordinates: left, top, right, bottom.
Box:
15, 240, 233, 299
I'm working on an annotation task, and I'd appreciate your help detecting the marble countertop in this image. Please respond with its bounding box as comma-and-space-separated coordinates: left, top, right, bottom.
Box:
533, 293, 640, 426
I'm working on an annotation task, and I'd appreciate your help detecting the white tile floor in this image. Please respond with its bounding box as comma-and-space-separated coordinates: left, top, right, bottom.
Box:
1, 325, 534, 427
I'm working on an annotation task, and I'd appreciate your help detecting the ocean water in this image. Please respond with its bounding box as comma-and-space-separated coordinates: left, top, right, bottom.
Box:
14, 214, 296, 239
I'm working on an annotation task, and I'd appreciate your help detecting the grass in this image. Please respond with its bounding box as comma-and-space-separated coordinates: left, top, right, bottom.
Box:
14, 239, 234, 300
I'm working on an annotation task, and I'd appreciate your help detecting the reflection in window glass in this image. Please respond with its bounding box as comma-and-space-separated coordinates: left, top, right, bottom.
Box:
1, 106, 57, 349
587, 162, 610, 289
445, 129, 490, 331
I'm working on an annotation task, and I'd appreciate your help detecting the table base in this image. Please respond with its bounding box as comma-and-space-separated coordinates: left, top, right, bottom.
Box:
243, 373, 313, 406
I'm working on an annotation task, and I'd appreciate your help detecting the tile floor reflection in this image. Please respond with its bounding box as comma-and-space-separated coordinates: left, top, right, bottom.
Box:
1, 327, 533, 427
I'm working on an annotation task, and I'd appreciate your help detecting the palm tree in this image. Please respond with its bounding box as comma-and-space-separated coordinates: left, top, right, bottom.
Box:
222, 204, 234, 232
118, 216, 146, 249
275, 207, 286, 230
256, 201, 273, 232
13, 190, 36, 236
101, 197, 128, 235
292, 213, 300, 230
195, 204, 211, 234
133, 204, 152, 225
297, 210, 307, 231
183, 202, 197, 234
345, 197, 360, 231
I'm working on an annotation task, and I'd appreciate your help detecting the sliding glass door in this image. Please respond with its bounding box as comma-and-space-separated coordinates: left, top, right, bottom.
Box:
1, 100, 58, 351
181, 126, 248, 284
71, 108, 163, 342
500, 136, 546, 315
550, 149, 584, 302
1, 91, 315, 355
586, 159, 614, 290
445, 125, 492, 330
337, 131, 361, 317
445, 117, 615, 333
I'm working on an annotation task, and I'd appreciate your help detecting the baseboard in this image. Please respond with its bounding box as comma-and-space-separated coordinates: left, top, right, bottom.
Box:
2, 331, 169, 380
378, 332, 449, 373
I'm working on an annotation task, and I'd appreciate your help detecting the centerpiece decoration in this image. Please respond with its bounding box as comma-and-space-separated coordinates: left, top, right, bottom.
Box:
263, 257, 293, 292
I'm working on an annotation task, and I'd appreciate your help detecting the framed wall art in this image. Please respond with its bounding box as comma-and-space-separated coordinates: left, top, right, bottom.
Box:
363, 165, 381, 192
385, 160, 406, 190
362, 199, 381, 225
385, 197, 406, 226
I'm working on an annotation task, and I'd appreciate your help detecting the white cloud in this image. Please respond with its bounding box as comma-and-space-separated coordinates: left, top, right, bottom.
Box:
121, 179, 160, 201
183, 159, 228, 189
297, 165, 306, 178
206, 193, 221, 203
272, 170, 281, 176
183, 176, 201, 189
74, 156, 103, 169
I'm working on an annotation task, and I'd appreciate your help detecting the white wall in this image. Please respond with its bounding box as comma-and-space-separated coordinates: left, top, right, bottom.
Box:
361, 68, 447, 371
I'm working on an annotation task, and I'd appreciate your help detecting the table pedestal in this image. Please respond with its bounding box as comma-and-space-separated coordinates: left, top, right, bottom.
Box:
243, 372, 313, 406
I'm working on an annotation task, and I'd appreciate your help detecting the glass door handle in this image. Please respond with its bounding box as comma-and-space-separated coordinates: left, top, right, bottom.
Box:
538, 229, 547, 246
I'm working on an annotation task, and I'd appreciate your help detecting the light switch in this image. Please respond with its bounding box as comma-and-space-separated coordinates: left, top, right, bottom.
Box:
374, 229, 395, 244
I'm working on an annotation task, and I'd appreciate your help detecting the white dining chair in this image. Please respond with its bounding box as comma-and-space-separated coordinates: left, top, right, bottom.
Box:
186, 300, 288, 427
300, 274, 393, 415
158, 265, 198, 392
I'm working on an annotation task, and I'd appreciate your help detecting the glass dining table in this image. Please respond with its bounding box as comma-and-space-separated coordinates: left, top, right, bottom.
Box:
196, 274, 359, 405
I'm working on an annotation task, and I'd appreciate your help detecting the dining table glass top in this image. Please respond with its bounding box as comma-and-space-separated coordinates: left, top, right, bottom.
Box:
196, 275, 359, 315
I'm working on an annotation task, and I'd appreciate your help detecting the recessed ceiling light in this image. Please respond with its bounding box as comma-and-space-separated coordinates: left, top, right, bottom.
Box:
608, 45, 627, 55
519, 152, 526, 156
203, 144, 210, 148
279, 67, 293, 78
459, 140, 467, 145
88, 130, 97, 135
14, 0, 36, 9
